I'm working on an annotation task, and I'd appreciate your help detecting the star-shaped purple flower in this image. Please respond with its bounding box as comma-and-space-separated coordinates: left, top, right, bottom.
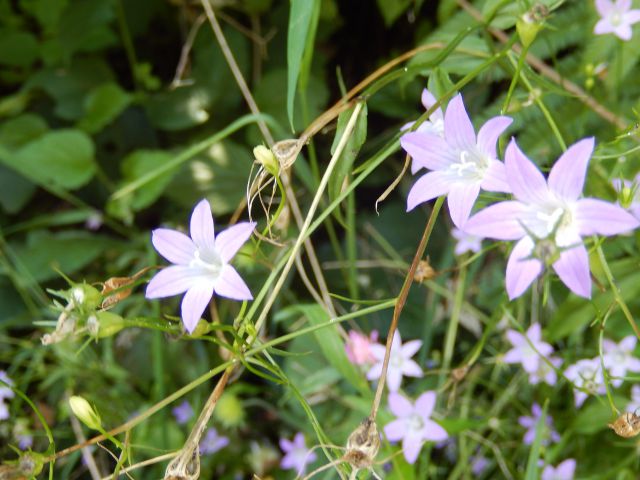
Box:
594, 0, 640, 41
199, 427, 229, 455
518, 403, 560, 446
503, 323, 553, 373
452, 227, 482, 255
279, 432, 316, 475
146, 199, 256, 333
603, 335, 640, 386
465, 138, 639, 299
367, 330, 423, 392
384, 391, 448, 464
172, 400, 194, 425
401, 93, 512, 227
401, 88, 445, 138
542, 458, 576, 480
627, 384, 640, 412
564, 358, 606, 407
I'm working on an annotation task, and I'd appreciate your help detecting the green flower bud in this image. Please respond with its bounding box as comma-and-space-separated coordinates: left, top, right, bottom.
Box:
254, 145, 279, 176
516, 5, 548, 48
69, 395, 102, 430
70, 283, 101, 311
88, 312, 126, 339
213, 392, 245, 429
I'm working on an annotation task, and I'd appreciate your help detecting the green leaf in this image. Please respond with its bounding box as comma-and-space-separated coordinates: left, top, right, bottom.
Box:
328, 103, 367, 221
286, 0, 319, 130
286, 304, 371, 396
77, 82, 132, 134
572, 396, 625, 434
0, 165, 36, 213
0, 113, 48, 150
0, 129, 96, 190
120, 150, 174, 210
376, 0, 412, 27
0, 29, 39, 67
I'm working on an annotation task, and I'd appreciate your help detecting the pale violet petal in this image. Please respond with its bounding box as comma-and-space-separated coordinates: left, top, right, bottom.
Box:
402, 435, 424, 464
384, 419, 406, 441
407, 171, 452, 211
444, 94, 476, 151
502, 348, 524, 364
527, 323, 542, 341
181, 283, 214, 333
574, 198, 639, 235
476, 116, 512, 160
594, 19, 615, 34
190, 199, 216, 251
402, 359, 424, 378
415, 391, 436, 418
401, 339, 423, 358
422, 419, 448, 442
152, 229, 196, 265
145, 266, 201, 298
388, 392, 413, 417
626, 10, 640, 24
615, 24, 633, 40
369, 343, 387, 360
506, 329, 526, 347
595, 0, 613, 15
214, 265, 252, 301
421, 88, 438, 112
619, 0, 632, 10
552, 244, 592, 299
505, 139, 549, 205
400, 132, 458, 172
215, 222, 256, 263
480, 159, 511, 193
447, 183, 480, 228
367, 362, 383, 381
506, 237, 542, 300
464, 201, 527, 240
555, 459, 577, 478
548, 138, 594, 202
387, 367, 403, 392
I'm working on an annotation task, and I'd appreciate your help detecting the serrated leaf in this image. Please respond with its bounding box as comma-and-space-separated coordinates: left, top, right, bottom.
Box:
0, 129, 96, 190
286, 0, 319, 130
78, 82, 132, 134
328, 103, 367, 220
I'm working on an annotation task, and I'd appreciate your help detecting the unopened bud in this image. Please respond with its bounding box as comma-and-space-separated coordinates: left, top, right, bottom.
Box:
89, 312, 126, 338
70, 284, 101, 311
516, 5, 548, 48
253, 145, 278, 176
69, 395, 102, 430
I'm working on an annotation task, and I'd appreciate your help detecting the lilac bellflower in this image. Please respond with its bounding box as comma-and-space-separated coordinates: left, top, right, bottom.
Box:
518, 403, 560, 446
146, 199, 256, 333
564, 358, 606, 407
503, 323, 553, 373
594, 0, 640, 41
627, 384, 640, 412
172, 400, 194, 425
199, 427, 229, 455
401, 93, 512, 227
465, 138, 639, 299
279, 432, 317, 475
603, 335, 640, 386
452, 227, 482, 255
384, 391, 448, 464
542, 458, 576, 480
401, 88, 445, 138
367, 331, 423, 392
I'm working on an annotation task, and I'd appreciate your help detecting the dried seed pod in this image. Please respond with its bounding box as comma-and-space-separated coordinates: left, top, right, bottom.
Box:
272, 139, 303, 170
344, 417, 380, 470
608, 412, 640, 438
414, 259, 437, 283
101, 267, 151, 309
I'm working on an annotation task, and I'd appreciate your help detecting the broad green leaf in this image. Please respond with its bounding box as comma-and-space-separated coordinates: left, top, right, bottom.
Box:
0, 165, 36, 213
0, 129, 96, 190
286, 0, 319, 130
120, 150, 174, 210
144, 86, 210, 131
0, 29, 39, 67
0, 113, 48, 150
77, 82, 132, 134
328, 103, 367, 221
7, 230, 117, 282
19, 0, 69, 33
287, 304, 371, 396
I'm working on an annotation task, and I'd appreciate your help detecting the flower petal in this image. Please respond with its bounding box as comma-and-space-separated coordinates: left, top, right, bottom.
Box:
401, 339, 423, 358
594, 19, 615, 34
574, 198, 640, 235
366, 362, 383, 381
476, 116, 512, 160
480, 159, 511, 193
406, 170, 451, 211
388, 392, 413, 417
626, 10, 640, 24
215, 222, 256, 263
402, 435, 424, 464
505, 139, 549, 205
214, 265, 252, 301
422, 419, 448, 442
506, 236, 543, 300
190, 199, 216, 251
595, 0, 613, 15
421, 88, 438, 113
464, 201, 527, 240
552, 244, 591, 299
615, 24, 633, 40
402, 359, 424, 378
548, 138, 594, 202
415, 391, 436, 418
151, 229, 196, 265
387, 366, 403, 392
181, 283, 214, 333
383, 419, 406, 442
447, 183, 480, 228
146, 266, 201, 298
401, 132, 458, 173
444, 94, 476, 151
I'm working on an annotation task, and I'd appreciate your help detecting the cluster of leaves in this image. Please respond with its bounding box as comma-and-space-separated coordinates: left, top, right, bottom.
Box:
2, 0, 640, 479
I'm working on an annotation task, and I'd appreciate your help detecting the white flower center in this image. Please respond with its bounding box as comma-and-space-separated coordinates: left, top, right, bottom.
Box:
449, 149, 488, 181
610, 11, 622, 26
390, 351, 403, 368
190, 249, 223, 278
406, 413, 425, 433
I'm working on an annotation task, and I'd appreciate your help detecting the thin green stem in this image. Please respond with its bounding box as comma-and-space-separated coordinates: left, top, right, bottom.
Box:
440, 262, 467, 386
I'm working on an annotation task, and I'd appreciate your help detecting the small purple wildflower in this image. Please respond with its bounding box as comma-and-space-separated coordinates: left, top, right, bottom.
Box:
384, 391, 448, 464
529, 356, 563, 386
603, 335, 640, 387
172, 400, 194, 425
518, 403, 560, 446
465, 138, 639, 299
613, 174, 640, 219
367, 330, 423, 392
401, 93, 512, 227
471, 453, 490, 475
627, 384, 640, 412
594, 0, 640, 40
199, 427, 229, 455
564, 358, 606, 407
279, 432, 316, 475
401, 88, 445, 138
146, 199, 256, 333
345, 329, 379, 366
542, 458, 576, 480
503, 323, 553, 374
452, 227, 482, 255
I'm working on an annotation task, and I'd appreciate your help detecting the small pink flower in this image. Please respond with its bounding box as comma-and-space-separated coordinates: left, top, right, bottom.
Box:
384, 391, 448, 464
594, 0, 640, 41
345, 330, 379, 365
366, 331, 423, 392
